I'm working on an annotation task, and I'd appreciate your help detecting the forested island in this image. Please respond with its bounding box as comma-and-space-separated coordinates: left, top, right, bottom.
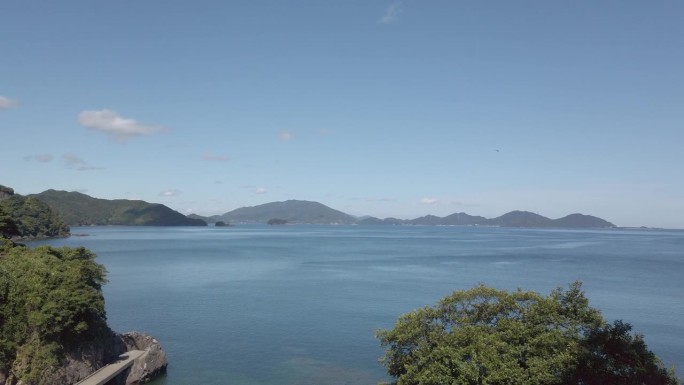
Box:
193, 200, 616, 228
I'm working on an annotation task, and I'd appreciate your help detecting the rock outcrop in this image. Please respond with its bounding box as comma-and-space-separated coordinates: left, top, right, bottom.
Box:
0, 331, 166, 385
33, 332, 125, 385
118, 332, 168, 384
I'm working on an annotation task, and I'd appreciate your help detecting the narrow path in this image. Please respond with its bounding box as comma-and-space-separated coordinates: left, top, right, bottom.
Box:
74, 350, 145, 385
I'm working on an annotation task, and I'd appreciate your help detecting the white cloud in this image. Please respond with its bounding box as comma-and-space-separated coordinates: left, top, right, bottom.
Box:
255, 187, 268, 195
420, 197, 439, 204
24, 154, 54, 163
160, 189, 181, 197
379, 2, 402, 24
278, 131, 294, 141
62, 153, 98, 171
203, 153, 231, 162
0, 95, 19, 110
78, 109, 164, 142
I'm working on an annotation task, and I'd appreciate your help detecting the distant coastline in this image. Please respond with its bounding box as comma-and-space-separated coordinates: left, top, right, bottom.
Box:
191, 200, 616, 229
5, 187, 621, 232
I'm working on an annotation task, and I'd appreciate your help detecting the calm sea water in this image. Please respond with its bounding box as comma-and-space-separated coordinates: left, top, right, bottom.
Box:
30, 225, 684, 384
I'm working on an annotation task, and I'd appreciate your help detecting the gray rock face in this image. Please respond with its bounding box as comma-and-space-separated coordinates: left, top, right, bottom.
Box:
39, 336, 124, 385
119, 332, 168, 384
0, 331, 166, 385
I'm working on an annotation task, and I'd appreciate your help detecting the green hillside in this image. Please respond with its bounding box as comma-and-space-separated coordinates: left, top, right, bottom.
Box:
0, 186, 69, 239
31, 190, 206, 226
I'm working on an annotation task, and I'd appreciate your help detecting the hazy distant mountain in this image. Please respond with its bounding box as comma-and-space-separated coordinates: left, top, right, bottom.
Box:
549, 213, 615, 228
487, 211, 553, 227
410, 215, 444, 226
213, 200, 356, 224
361, 210, 614, 228
357, 217, 407, 225
193, 200, 615, 228
32, 190, 207, 226
440, 212, 489, 226
485, 211, 615, 228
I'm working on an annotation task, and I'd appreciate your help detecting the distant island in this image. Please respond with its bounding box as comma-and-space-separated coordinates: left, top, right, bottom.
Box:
4, 185, 616, 230
192, 200, 616, 229
199, 200, 356, 225
31, 189, 207, 227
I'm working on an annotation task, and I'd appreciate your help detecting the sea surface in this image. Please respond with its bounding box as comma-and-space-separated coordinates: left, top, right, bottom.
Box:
29, 225, 684, 384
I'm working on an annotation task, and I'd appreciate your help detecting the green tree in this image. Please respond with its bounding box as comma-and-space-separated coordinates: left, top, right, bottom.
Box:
377, 283, 679, 385
0, 243, 109, 382
0, 206, 20, 239
0, 195, 69, 239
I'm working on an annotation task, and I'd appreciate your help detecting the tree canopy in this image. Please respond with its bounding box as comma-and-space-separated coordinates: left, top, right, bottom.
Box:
0, 195, 69, 239
0, 241, 109, 383
377, 283, 679, 385
0, 206, 20, 239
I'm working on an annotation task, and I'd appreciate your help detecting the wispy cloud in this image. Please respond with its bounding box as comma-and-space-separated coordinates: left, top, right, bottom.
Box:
203, 153, 231, 162
159, 189, 181, 197
0, 95, 19, 110
420, 197, 439, 205
379, 2, 402, 24
278, 131, 295, 141
78, 109, 165, 142
62, 153, 98, 171
255, 187, 268, 195
451, 200, 480, 208
24, 154, 54, 163
365, 197, 394, 203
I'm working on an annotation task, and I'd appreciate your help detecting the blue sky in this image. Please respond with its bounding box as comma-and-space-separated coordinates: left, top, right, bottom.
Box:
1, 1, 683, 228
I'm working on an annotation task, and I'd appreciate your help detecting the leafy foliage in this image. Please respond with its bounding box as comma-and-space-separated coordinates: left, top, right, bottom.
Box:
0, 195, 70, 239
0, 206, 20, 239
0, 242, 108, 382
377, 283, 679, 385
0, 185, 14, 199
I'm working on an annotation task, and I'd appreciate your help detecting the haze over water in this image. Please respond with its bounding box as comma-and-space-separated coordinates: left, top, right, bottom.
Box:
31, 225, 684, 384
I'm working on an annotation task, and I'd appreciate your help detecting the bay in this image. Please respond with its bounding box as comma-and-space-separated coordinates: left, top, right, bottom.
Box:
29, 225, 684, 384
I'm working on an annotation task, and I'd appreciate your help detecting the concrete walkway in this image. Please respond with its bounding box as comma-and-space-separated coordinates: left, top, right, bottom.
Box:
74, 350, 145, 385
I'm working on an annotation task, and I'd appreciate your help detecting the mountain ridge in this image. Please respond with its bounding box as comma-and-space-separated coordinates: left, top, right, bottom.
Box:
32, 189, 207, 226
191, 200, 616, 228
207, 200, 356, 224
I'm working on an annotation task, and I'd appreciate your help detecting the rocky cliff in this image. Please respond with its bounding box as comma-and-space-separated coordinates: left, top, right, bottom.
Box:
0, 331, 166, 385
118, 332, 168, 384
0, 240, 167, 385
